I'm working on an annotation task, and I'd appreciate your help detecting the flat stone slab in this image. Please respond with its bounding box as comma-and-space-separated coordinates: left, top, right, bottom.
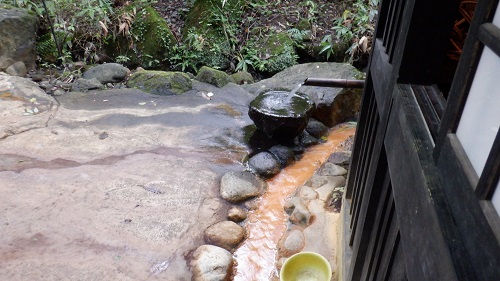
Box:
0, 79, 255, 280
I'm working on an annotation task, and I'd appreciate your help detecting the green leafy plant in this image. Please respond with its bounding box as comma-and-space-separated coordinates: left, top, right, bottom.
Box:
321, 0, 379, 63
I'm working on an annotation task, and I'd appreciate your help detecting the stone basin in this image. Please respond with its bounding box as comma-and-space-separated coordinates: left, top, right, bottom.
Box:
248, 91, 315, 139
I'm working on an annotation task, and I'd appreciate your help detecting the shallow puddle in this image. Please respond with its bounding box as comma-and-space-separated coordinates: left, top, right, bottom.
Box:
233, 125, 356, 280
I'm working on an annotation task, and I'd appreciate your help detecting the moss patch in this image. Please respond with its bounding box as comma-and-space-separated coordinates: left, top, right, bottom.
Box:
257, 33, 298, 75
181, 0, 245, 70
105, 6, 175, 69
195, 66, 234, 87
127, 70, 192, 95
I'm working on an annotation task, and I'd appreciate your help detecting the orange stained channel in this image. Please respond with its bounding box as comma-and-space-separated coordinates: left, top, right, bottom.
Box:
233, 125, 356, 281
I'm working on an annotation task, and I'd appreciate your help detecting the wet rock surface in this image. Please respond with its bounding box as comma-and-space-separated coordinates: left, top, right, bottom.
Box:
320, 162, 348, 176
247, 151, 281, 179
219, 171, 267, 203
203, 221, 246, 251
248, 91, 314, 139
276, 132, 355, 277
190, 245, 233, 281
306, 118, 329, 139
268, 145, 295, 168
278, 228, 306, 257
1, 62, 360, 279
0, 74, 254, 280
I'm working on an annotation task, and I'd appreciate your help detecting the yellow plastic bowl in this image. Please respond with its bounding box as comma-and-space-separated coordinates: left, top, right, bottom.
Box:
280, 252, 332, 281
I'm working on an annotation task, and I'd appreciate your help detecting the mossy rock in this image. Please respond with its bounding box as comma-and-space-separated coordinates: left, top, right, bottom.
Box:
181, 0, 245, 70
231, 71, 254, 85
296, 18, 312, 31
255, 32, 298, 75
127, 70, 192, 95
0, 4, 38, 70
105, 6, 175, 69
183, 0, 244, 35
195, 66, 234, 87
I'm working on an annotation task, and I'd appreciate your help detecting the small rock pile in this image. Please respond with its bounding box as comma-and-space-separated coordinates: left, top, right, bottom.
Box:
190, 170, 266, 281
26, 63, 130, 96
246, 118, 330, 179
277, 150, 352, 268
189, 131, 354, 280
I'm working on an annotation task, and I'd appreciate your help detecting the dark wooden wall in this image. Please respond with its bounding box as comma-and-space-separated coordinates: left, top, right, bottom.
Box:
344, 0, 500, 280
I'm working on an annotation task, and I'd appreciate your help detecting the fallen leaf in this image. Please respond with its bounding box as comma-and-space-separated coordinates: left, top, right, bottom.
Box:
359, 36, 368, 53
30, 97, 37, 103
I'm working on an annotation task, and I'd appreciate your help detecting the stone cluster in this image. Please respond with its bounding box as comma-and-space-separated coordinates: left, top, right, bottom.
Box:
246, 118, 329, 179
277, 151, 352, 272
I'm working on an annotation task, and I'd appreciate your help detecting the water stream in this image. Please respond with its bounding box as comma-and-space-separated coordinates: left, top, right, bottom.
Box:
233, 125, 356, 281
285, 83, 303, 103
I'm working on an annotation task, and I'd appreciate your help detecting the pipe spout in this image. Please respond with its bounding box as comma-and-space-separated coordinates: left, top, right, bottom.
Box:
303, 78, 365, 89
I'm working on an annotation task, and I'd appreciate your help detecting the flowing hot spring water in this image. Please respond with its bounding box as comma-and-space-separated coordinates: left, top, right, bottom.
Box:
237, 86, 356, 280
233, 125, 356, 280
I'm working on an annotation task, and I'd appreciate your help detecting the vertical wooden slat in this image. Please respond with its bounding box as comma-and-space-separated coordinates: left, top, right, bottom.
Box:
387, 0, 405, 62
476, 129, 500, 199
350, 96, 379, 232
363, 169, 392, 281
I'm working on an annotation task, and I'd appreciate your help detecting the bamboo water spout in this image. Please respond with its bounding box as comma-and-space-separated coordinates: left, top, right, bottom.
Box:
303, 78, 365, 88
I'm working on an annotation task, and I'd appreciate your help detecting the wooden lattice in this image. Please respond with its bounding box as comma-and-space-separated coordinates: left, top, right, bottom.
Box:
448, 0, 478, 60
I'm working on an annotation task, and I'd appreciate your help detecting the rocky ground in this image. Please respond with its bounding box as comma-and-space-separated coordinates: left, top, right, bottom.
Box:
1, 62, 361, 280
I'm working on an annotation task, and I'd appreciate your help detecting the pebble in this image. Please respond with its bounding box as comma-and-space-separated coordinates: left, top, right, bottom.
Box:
52, 89, 66, 96
204, 221, 246, 251
278, 228, 305, 257
227, 206, 247, 222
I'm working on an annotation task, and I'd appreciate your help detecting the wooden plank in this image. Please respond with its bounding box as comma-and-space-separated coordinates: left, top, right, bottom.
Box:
361, 168, 392, 281
347, 123, 390, 280
479, 23, 500, 57
424, 85, 446, 118
476, 129, 500, 199
387, 0, 405, 62
346, 78, 374, 199
437, 134, 500, 280
479, 201, 500, 243
385, 85, 458, 280
350, 99, 378, 231
376, 0, 391, 39
371, 39, 395, 115
411, 85, 441, 139
385, 233, 407, 281
376, 207, 401, 281
382, 0, 398, 47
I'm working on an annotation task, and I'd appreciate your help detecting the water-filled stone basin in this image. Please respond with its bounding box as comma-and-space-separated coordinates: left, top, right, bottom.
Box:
248, 91, 315, 139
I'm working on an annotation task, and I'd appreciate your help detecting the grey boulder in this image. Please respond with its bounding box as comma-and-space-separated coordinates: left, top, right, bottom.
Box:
0, 5, 38, 71
247, 151, 281, 179
71, 78, 105, 92
83, 63, 129, 83
220, 171, 267, 203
